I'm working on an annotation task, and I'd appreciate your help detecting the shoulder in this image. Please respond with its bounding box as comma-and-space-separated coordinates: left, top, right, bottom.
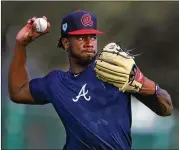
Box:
30, 69, 66, 84
44, 69, 65, 79
41, 69, 67, 84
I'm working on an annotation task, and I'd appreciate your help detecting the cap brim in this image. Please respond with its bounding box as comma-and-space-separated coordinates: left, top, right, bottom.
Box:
68, 29, 104, 35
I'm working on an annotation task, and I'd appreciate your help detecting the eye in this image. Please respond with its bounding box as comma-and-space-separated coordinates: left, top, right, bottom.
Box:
77, 36, 84, 41
91, 35, 97, 41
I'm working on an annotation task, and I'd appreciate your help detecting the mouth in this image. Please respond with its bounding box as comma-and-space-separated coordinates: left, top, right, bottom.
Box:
82, 50, 95, 54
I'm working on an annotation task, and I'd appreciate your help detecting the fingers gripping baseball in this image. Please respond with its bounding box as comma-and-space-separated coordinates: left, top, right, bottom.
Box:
16, 16, 51, 46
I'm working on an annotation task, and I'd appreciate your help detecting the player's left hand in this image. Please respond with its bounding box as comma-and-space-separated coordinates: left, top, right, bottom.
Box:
94, 42, 144, 93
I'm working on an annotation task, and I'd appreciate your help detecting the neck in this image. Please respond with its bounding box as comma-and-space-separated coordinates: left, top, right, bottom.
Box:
69, 57, 90, 74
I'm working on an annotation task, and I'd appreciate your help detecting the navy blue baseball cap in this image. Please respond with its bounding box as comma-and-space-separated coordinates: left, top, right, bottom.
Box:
60, 10, 104, 37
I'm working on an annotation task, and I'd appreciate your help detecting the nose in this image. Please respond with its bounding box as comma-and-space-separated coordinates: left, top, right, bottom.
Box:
84, 37, 93, 48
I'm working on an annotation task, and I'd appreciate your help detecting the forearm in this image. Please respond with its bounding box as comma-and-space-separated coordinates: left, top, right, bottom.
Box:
8, 41, 30, 95
134, 77, 173, 116
154, 87, 173, 116
139, 77, 156, 95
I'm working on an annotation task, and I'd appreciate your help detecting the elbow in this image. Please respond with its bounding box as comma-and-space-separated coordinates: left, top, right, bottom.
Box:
157, 105, 173, 117
9, 93, 23, 104
157, 111, 172, 117
10, 96, 19, 104
164, 105, 173, 116
8, 87, 22, 104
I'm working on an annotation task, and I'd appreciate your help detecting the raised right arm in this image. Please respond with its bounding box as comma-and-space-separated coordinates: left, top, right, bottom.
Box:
8, 16, 50, 104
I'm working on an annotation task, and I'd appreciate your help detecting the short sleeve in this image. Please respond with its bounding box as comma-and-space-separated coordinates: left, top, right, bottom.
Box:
29, 76, 49, 103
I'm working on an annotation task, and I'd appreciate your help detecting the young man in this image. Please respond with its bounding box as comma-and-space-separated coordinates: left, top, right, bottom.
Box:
8, 10, 173, 150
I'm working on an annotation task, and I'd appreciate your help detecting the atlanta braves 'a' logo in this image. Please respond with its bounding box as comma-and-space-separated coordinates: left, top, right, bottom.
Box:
81, 14, 93, 26
72, 83, 91, 102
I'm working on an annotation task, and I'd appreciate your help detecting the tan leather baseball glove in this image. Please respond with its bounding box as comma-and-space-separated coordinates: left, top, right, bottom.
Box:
95, 42, 144, 93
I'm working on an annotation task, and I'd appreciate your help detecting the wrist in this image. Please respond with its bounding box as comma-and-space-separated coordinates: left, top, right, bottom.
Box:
15, 40, 27, 48
155, 84, 160, 96
16, 39, 29, 47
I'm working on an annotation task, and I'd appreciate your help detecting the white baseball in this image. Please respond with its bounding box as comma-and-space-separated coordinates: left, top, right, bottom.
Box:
34, 18, 48, 32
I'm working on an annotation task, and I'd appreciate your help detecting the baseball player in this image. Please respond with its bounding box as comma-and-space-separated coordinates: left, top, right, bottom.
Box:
8, 10, 173, 150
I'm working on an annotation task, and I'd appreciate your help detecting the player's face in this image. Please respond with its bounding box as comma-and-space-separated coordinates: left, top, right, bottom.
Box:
68, 34, 98, 65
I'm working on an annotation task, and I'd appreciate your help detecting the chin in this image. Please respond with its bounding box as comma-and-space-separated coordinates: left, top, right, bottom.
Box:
78, 55, 96, 66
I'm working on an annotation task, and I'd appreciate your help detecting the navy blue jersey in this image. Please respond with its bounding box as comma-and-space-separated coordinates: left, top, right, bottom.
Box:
29, 61, 132, 150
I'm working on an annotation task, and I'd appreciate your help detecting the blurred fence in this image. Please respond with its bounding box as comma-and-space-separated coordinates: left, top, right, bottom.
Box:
2, 1, 179, 149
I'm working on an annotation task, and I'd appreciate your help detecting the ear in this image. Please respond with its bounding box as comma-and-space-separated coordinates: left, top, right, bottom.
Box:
61, 38, 69, 50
